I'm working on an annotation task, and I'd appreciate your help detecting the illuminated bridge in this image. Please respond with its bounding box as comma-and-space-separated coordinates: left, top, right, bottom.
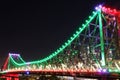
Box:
1, 5, 120, 80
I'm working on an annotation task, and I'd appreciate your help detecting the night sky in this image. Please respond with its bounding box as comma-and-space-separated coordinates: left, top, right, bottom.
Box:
0, 0, 120, 66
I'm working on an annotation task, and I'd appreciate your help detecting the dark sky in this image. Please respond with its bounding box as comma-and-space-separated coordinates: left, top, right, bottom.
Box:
0, 0, 120, 66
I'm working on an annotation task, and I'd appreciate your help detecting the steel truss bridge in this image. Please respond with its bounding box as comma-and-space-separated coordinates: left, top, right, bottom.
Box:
1, 5, 120, 80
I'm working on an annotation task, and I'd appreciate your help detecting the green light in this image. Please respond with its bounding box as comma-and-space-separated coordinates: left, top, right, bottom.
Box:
62, 45, 65, 49
79, 27, 81, 30
67, 40, 70, 43
19, 55, 26, 63
89, 16, 92, 19
98, 9, 106, 66
70, 37, 73, 40
57, 49, 59, 52
26, 10, 98, 65
8, 54, 26, 67
85, 20, 89, 23
73, 34, 76, 37
54, 51, 57, 54
108, 69, 112, 72
6, 10, 98, 67
82, 24, 85, 27
59, 47, 62, 51
9, 55, 23, 66
76, 31, 79, 34
115, 69, 119, 72
65, 41, 69, 46
92, 11, 96, 15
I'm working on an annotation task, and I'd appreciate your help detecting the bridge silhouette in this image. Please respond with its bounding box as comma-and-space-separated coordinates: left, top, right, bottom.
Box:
1, 5, 120, 80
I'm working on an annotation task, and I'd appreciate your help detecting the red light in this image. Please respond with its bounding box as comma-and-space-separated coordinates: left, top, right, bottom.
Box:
102, 7, 104, 10
113, 9, 117, 13
102, 6, 119, 16
110, 10, 112, 12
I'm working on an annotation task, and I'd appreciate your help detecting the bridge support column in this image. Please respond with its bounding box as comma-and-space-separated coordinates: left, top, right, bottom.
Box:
98, 8, 106, 66
2, 74, 19, 80
6, 77, 11, 80
14, 77, 19, 80
6, 77, 19, 80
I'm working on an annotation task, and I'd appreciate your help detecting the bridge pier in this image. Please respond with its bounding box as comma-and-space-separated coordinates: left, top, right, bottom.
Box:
0, 74, 19, 80
5, 77, 19, 80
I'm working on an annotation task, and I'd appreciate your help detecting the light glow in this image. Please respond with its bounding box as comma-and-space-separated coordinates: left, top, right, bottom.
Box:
102, 6, 118, 15
95, 5, 102, 11
2, 5, 120, 75
7, 10, 98, 67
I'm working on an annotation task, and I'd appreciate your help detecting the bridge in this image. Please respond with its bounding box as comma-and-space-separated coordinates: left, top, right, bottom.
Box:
0, 5, 120, 80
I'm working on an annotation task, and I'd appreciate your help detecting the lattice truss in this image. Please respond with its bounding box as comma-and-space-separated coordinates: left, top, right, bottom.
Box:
3, 6, 120, 73
2, 53, 25, 71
